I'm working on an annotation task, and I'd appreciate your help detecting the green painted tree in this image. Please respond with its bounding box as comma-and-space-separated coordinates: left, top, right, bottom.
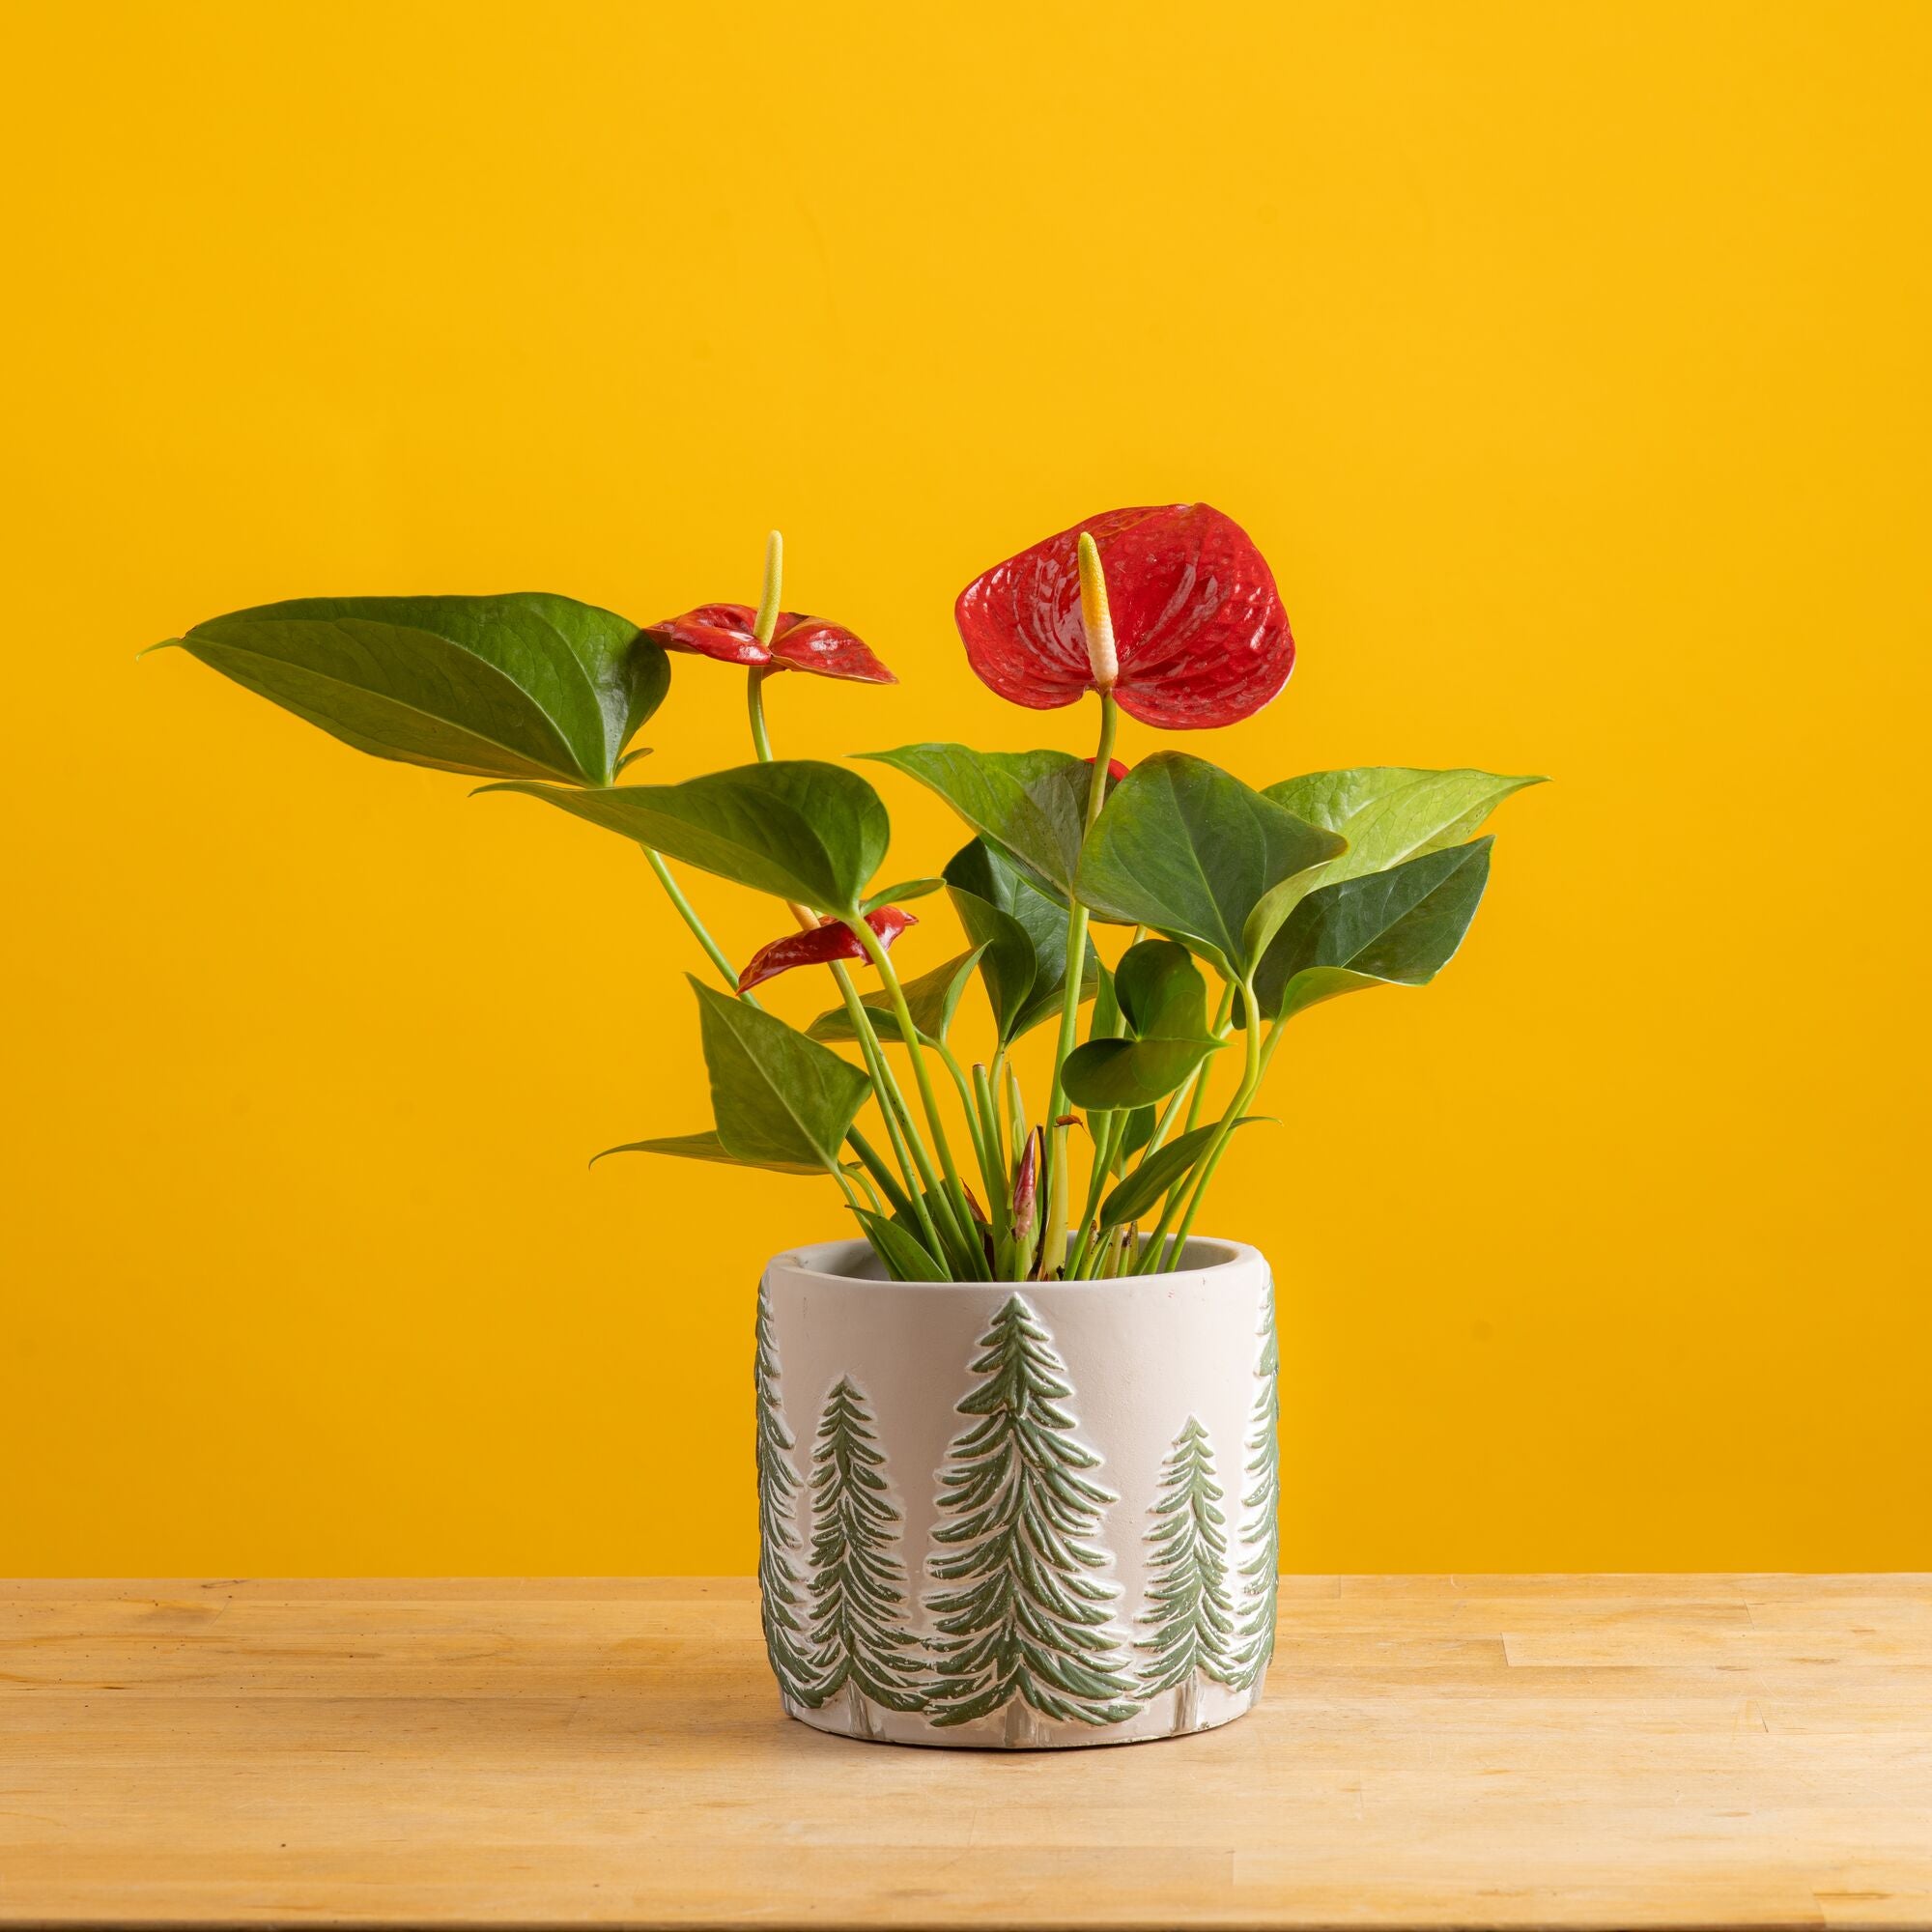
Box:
801, 1376, 925, 1735
753, 1283, 815, 1707
1231, 1278, 1280, 1688
926, 1295, 1141, 1741
1135, 1416, 1238, 1726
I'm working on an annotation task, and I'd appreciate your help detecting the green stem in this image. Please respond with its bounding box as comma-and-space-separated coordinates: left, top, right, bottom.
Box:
1040, 690, 1120, 1276
972, 1064, 1006, 1219
832, 961, 950, 1264
1065, 1110, 1125, 1280
640, 847, 757, 1005
1183, 980, 1237, 1134
938, 1042, 993, 1194
849, 917, 986, 1278
1151, 982, 1269, 1273
746, 665, 777, 762
845, 1125, 913, 1223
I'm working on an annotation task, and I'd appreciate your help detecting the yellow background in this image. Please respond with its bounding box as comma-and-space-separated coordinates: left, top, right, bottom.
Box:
5, 2, 1927, 1576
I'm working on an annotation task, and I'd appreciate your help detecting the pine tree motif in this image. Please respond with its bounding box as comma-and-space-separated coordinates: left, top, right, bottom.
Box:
1231, 1276, 1280, 1688
801, 1377, 925, 1733
753, 1282, 815, 1707
1135, 1416, 1238, 1726
925, 1294, 1141, 1740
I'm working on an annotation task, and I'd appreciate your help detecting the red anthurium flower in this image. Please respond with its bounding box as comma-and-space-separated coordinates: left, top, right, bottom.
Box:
954, 503, 1293, 728
645, 604, 895, 684
1084, 754, 1130, 782
735, 907, 916, 993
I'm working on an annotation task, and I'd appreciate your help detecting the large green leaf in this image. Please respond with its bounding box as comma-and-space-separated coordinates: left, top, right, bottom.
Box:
1259, 765, 1542, 923
1062, 940, 1223, 1108
943, 836, 1096, 1044
154, 593, 668, 786
689, 976, 871, 1171
861, 744, 1091, 897
1253, 838, 1493, 1022
808, 947, 987, 1047
483, 760, 889, 915
1074, 752, 1347, 979
1098, 1117, 1267, 1232
591, 1128, 823, 1177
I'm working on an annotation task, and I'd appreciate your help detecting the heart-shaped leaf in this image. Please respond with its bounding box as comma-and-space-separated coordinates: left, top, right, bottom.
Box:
861, 744, 1091, 896
1253, 838, 1493, 1022
1257, 765, 1542, 925
591, 1128, 822, 1177
943, 836, 1096, 1043
1062, 939, 1224, 1107
689, 976, 871, 1171
808, 947, 987, 1047
1061, 1034, 1222, 1109
483, 760, 889, 915
1098, 1117, 1267, 1232
1075, 752, 1347, 979
154, 593, 668, 786
1114, 938, 1210, 1039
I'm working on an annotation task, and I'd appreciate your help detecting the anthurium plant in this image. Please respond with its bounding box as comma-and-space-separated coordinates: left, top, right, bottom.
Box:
153, 505, 1540, 1283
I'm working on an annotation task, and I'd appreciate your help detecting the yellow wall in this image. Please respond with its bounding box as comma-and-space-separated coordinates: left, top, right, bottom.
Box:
5, 1, 1927, 1576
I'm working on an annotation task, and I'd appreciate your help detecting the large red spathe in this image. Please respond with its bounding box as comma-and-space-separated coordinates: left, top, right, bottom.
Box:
954, 504, 1293, 729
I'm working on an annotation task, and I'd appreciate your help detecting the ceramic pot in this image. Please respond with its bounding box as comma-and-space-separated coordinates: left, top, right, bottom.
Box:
753, 1236, 1278, 1749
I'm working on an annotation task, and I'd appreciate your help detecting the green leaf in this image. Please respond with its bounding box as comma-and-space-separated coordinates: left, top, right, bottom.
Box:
1062, 938, 1224, 1108
1098, 1118, 1267, 1232
853, 1208, 950, 1283
591, 1129, 822, 1177
482, 760, 889, 915
1257, 765, 1542, 926
1116, 1105, 1158, 1164
1074, 752, 1347, 979
807, 946, 987, 1046
943, 836, 1096, 1044
861, 744, 1091, 897
1062, 1034, 1222, 1109
862, 876, 945, 914
1113, 938, 1210, 1040
154, 593, 668, 786
689, 976, 871, 1171
1252, 838, 1494, 1022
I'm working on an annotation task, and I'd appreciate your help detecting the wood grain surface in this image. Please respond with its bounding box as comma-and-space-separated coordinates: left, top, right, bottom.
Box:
2, 1576, 1927, 1929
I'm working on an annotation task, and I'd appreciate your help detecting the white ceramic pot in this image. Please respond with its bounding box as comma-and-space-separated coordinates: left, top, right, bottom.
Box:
753, 1236, 1277, 1749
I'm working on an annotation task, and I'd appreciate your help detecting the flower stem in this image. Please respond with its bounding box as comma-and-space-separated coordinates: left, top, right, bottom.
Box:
746, 667, 777, 762
1147, 980, 1269, 1273
1040, 689, 1119, 1277
831, 961, 952, 1264
640, 847, 760, 1008
849, 916, 987, 1278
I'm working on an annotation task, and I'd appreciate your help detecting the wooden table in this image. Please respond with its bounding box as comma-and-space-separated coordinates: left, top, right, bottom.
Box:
3, 1577, 1927, 1929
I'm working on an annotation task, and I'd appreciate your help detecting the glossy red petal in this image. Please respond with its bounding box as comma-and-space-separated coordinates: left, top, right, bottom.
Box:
735, 908, 915, 993
954, 504, 1293, 728
643, 604, 771, 667
1083, 754, 1130, 783
768, 612, 897, 685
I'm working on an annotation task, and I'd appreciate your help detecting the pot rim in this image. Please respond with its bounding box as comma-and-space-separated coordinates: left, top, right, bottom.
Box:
764, 1235, 1262, 1291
